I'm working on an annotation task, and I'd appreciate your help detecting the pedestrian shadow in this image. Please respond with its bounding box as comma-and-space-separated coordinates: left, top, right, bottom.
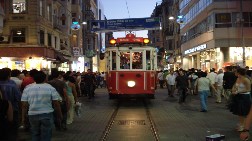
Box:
163, 97, 178, 102
175, 104, 199, 112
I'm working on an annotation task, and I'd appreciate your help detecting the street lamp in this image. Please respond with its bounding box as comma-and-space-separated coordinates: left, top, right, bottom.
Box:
169, 16, 175, 20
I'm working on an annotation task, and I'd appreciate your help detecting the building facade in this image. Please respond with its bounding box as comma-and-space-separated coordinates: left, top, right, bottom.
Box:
70, 0, 85, 72
0, 1, 4, 34
149, 3, 164, 69
0, 0, 75, 72
180, 0, 252, 71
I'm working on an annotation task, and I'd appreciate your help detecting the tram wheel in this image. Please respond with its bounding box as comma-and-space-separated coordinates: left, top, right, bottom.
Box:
109, 94, 115, 99
149, 95, 155, 99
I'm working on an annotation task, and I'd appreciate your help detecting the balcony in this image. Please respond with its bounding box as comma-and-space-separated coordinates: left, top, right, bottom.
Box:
85, 49, 96, 58
53, 22, 63, 31
71, 4, 81, 12
85, 10, 94, 18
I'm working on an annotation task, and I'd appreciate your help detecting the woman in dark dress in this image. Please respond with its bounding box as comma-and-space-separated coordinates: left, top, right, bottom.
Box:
230, 68, 251, 132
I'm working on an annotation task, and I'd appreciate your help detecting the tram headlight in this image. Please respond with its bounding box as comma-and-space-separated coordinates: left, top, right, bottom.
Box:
127, 81, 136, 87
143, 38, 150, 44
109, 39, 116, 45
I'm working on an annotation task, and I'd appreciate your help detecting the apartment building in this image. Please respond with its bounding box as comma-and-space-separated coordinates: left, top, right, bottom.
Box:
0, 0, 74, 72
180, 0, 252, 71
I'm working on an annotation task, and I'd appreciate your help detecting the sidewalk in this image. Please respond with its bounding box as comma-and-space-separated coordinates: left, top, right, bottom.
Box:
18, 88, 244, 141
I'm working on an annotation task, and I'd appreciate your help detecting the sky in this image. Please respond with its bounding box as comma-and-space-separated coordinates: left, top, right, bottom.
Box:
102, 0, 160, 38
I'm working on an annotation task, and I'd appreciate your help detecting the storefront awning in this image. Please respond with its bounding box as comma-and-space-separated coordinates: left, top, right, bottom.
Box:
222, 62, 238, 67
55, 51, 68, 63
0, 47, 55, 59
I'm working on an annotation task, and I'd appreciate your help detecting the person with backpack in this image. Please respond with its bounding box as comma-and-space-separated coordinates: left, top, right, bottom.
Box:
0, 89, 13, 140
188, 71, 198, 95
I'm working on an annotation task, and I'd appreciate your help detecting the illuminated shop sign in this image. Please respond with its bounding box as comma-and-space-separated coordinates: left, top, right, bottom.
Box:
184, 44, 207, 55
71, 22, 81, 30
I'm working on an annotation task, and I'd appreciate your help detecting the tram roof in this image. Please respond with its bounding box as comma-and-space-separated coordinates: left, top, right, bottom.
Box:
106, 45, 156, 50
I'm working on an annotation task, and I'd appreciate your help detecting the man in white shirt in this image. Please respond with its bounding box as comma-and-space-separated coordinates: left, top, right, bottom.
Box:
215, 69, 224, 103
157, 70, 164, 88
166, 70, 176, 97
207, 68, 217, 97
10, 69, 22, 89
100, 72, 106, 88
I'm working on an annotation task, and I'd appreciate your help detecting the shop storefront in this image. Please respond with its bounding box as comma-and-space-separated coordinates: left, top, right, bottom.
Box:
0, 47, 68, 72
0, 57, 52, 71
182, 43, 252, 71
71, 57, 85, 72
229, 47, 252, 67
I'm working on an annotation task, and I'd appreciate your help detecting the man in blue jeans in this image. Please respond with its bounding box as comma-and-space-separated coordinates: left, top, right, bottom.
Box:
21, 71, 62, 141
195, 72, 217, 112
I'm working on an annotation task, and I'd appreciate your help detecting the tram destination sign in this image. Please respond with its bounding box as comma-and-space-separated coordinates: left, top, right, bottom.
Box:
91, 17, 160, 32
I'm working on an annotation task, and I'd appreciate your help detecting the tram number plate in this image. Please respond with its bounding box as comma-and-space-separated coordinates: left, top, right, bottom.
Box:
117, 120, 146, 126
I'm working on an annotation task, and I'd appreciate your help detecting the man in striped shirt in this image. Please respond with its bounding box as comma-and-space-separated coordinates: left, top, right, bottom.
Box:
21, 71, 62, 141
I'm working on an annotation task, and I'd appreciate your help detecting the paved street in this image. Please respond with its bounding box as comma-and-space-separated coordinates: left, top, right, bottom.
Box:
18, 87, 245, 141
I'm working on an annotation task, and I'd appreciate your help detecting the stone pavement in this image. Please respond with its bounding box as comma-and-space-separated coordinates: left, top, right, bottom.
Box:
18, 88, 246, 141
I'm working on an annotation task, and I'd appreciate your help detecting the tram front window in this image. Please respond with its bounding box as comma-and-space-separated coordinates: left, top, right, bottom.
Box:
132, 52, 142, 69
120, 52, 130, 69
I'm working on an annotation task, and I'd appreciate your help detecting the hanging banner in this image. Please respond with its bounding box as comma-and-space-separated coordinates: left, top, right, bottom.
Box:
91, 17, 160, 32
73, 47, 80, 57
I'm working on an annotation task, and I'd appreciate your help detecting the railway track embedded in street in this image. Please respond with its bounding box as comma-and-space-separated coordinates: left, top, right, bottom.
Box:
100, 99, 160, 141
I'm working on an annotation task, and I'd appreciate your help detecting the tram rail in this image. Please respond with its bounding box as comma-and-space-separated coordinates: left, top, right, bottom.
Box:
100, 99, 160, 141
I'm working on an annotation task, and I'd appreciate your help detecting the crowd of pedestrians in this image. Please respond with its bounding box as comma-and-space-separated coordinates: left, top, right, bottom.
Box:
1, 65, 252, 140
159, 65, 252, 140
0, 67, 106, 141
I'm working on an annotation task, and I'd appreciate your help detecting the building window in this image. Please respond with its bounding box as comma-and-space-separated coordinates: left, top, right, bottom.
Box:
48, 33, 52, 47
72, 0, 76, 4
215, 13, 232, 28
12, 28, 26, 43
40, 30, 44, 45
61, 14, 66, 25
47, 5, 52, 21
243, 12, 251, 27
12, 0, 27, 13
39, 0, 43, 16
72, 13, 77, 22
55, 36, 57, 48
250, 12, 252, 27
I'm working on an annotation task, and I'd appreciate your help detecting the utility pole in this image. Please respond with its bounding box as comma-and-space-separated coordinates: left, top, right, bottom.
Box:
240, 0, 245, 67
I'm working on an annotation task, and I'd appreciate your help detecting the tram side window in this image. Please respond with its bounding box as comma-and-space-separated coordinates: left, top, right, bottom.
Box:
120, 52, 130, 69
146, 51, 151, 70
132, 52, 143, 69
112, 51, 117, 70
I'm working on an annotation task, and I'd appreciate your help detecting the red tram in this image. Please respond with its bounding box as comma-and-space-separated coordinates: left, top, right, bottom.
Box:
105, 33, 157, 99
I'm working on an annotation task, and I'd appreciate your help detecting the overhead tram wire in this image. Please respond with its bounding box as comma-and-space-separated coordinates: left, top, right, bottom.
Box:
125, 0, 130, 18
125, 0, 132, 35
